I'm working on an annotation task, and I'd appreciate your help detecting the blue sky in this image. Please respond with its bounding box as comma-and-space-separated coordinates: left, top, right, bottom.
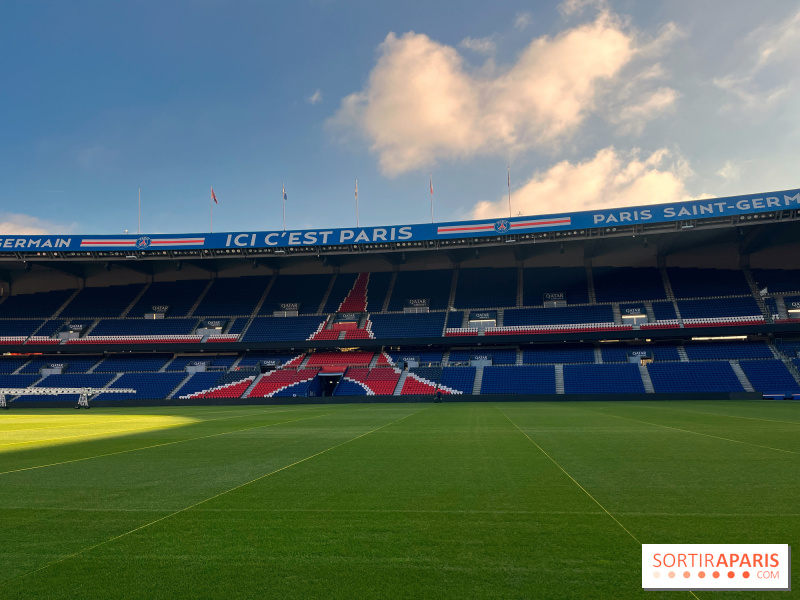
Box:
1, 0, 799, 235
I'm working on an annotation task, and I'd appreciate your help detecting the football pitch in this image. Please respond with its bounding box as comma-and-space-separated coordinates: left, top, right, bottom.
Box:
0, 401, 797, 599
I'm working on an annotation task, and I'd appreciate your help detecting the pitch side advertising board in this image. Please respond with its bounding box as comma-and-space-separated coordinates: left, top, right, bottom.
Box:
1, 189, 798, 253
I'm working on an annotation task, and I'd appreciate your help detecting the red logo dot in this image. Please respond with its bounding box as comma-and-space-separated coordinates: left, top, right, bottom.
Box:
728, 571, 735, 579
712, 571, 720, 579
698, 571, 706, 579
683, 571, 690, 578
668, 571, 676, 579
743, 571, 750, 579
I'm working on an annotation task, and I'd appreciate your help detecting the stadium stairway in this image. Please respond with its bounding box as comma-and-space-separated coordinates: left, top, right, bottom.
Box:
393, 371, 409, 395
644, 302, 657, 322
120, 284, 150, 318
187, 280, 213, 317
472, 366, 484, 394
167, 373, 193, 399
639, 364, 655, 393
743, 265, 772, 323
317, 275, 337, 314
242, 373, 264, 398
555, 365, 564, 394
52, 290, 80, 319
729, 361, 755, 392
677, 346, 689, 361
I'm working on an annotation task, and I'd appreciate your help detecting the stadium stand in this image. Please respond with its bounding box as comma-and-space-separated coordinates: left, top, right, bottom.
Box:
370, 313, 446, 339
386, 270, 451, 311
94, 372, 186, 400
242, 316, 326, 342
647, 362, 745, 393
480, 366, 556, 395
738, 360, 800, 395
593, 267, 667, 302
522, 346, 595, 364
563, 364, 646, 394
60, 285, 144, 318
667, 268, 751, 298
127, 280, 209, 317
195, 276, 268, 316
523, 267, 590, 305
0, 289, 74, 318
454, 268, 517, 308
259, 274, 330, 315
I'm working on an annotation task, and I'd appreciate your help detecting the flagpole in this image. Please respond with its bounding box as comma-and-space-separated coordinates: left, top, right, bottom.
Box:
429, 173, 433, 223
138, 188, 141, 234
282, 182, 286, 231
507, 166, 511, 218
355, 178, 359, 227
210, 186, 213, 233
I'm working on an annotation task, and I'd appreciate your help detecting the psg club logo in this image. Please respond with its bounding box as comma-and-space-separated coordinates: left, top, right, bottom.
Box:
135, 236, 151, 249
494, 220, 510, 233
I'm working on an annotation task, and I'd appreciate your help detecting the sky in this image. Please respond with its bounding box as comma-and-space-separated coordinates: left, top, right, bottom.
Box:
1, 0, 799, 236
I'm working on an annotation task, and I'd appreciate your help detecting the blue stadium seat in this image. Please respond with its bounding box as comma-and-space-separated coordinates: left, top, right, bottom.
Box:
523, 267, 589, 305
738, 360, 800, 394
93, 372, 187, 400
242, 316, 326, 342
60, 285, 144, 318
0, 289, 74, 318
454, 268, 517, 309
480, 365, 556, 394
593, 267, 667, 302
647, 362, 744, 393
667, 268, 751, 298
195, 276, 269, 316
563, 364, 645, 394
505, 306, 614, 326
522, 346, 595, 364
684, 342, 773, 361
370, 313, 446, 339
386, 270, 451, 311
128, 280, 210, 317
259, 274, 331, 315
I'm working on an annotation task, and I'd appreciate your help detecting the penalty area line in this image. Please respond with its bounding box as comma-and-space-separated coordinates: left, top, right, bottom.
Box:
0, 406, 427, 587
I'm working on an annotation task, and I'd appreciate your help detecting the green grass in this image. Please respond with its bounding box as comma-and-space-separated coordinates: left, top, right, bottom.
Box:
0, 401, 798, 599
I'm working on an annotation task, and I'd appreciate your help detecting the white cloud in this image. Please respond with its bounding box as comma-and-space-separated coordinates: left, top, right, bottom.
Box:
717, 160, 741, 181
459, 36, 496, 54
0, 213, 77, 235
714, 8, 800, 111
471, 146, 694, 218
558, 0, 609, 18
514, 12, 533, 31
612, 87, 679, 134
331, 12, 679, 176
308, 89, 323, 105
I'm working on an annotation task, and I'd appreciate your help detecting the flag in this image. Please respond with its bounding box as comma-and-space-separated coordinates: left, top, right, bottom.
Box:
282, 183, 287, 201
355, 179, 358, 200
211, 186, 218, 204
507, 166, 510, 188
430, 173, 433, 195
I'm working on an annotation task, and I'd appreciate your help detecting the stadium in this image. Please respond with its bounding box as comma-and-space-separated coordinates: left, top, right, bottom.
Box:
1, 188, 798, 597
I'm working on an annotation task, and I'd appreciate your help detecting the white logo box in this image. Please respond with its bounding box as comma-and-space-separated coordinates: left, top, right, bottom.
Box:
642, 544, 790, 591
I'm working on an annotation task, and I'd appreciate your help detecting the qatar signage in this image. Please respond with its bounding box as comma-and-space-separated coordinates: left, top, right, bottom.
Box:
1, 188, 798, 253
642, 544, 790, 591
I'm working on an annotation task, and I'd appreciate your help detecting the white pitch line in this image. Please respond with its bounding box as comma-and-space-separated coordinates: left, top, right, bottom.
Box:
576, 407, 800, 456
0, 406, 428, 587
